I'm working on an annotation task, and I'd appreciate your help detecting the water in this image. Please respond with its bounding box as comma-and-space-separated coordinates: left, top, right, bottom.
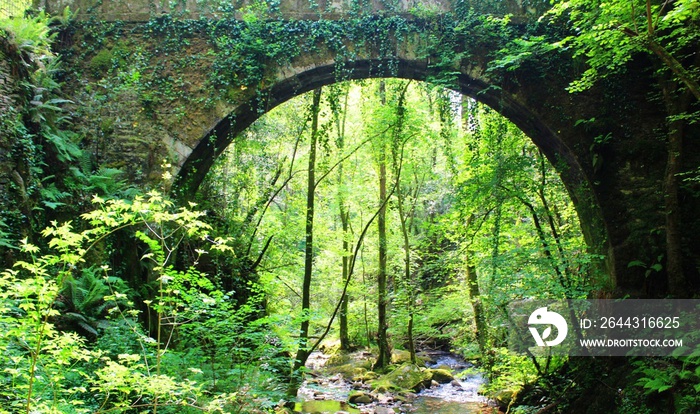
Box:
413, 351, 488, 413
296, 351, 488, 413
412, 398, 484, 413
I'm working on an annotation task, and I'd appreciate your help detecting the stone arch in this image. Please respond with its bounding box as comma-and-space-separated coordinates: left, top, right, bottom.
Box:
173, 57, 612, 287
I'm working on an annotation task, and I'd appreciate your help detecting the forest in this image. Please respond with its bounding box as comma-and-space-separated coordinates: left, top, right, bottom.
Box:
1, 0, 700, 413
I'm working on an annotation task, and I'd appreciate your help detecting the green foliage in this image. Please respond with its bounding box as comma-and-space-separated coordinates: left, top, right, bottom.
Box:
88, 48, 114, 75
0, 10, 54, 60
0, 186, 273, 413
544, 0, 700, 94
630, 354, 700, 412
482, 348, 540, 395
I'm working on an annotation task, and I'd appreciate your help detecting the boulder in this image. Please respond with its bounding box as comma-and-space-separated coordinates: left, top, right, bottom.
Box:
353, 370, 379, 382
348, 390, 373, 404
370, 363, 432, 392
428, 368, 455, 384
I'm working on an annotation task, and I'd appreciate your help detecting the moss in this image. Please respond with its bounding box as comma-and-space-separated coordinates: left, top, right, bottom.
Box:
326, 351, 351, 366
370, 363, 432, 393
89, 48, 113, 75
325, 363, 359, 379
353, 370, 379, 382
391, 349, 429, 366
348, 390, 373, 404
427, 368, 454, 383
391, 349, 412, 364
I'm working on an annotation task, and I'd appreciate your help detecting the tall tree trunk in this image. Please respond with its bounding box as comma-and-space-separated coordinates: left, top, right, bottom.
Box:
288, 87, 322, 398
375, 81, 392, 370
396, 188, 415, 363
337, 88, 351, 350
375, 153, 391, 369
622, 4, 699, 295
390, 82, 415, 363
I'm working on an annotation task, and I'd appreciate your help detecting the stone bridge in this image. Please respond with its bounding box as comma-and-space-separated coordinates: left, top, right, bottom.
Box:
34, 0, 700, 295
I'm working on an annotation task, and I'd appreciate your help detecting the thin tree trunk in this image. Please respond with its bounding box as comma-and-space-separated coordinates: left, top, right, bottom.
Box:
375, 154, 391, 369
288, 87, 322, 398
387, 81, 415, 364
375, 80, 392, 370
337, 88, 351, 350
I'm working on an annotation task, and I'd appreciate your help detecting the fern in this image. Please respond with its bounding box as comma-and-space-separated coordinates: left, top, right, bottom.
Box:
44, 130, 81, 162
0, 218, 15, 249
0, 11, 54, 58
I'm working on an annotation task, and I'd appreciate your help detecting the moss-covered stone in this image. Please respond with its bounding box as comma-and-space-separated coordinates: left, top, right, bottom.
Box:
348, 390, 373, 404
391, 349, 412, 364
326, 352, 351, 366
353, 370, 379, 382
370, 363, 432, 393
427, 368, 454, 383
89, 49, 113, 75
390, 349, 429, 366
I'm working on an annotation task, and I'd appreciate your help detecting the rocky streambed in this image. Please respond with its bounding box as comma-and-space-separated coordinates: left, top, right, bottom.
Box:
293, 349, 494, 414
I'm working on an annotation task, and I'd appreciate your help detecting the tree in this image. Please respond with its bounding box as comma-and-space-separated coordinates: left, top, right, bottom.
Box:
330, 84, 353, 351
389, 81, 418, 363
374, 81, 392, 370
289, 87, 323, 396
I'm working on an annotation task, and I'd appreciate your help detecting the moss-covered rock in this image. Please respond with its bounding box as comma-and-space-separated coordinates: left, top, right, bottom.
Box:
348, 390, 373, 404
319, 339, 341, 355
370, 363, 432, 393
326, 363, 357, 379
89, 49, 113, 75
353, 370, 379, 382
427, 368, 455, 383
390, 349, 429, 366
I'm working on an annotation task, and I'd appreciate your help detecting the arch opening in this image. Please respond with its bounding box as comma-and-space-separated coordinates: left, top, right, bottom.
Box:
173, 60, 612, 289
186, 77, 611, 372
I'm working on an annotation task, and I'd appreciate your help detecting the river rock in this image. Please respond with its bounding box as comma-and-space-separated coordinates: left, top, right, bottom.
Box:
348, 390, 373, 404
370, 363, 432, 392
354, 370, 379, 382
450, 379, 462, 389
428, 368, 455, 383
430, 380, 440, 388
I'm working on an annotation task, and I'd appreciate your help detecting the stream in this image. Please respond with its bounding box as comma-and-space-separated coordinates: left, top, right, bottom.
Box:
294, 351, 489, 414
